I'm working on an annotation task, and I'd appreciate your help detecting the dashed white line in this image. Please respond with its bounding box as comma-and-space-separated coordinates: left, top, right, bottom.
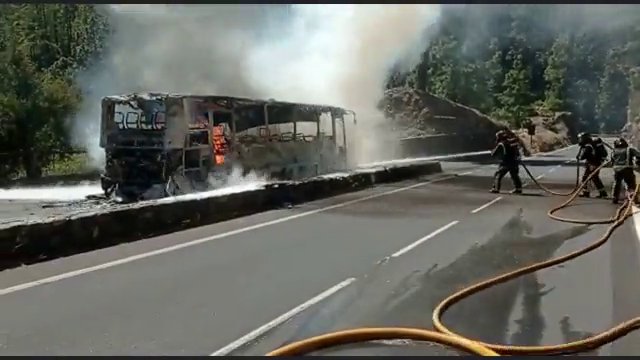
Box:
548, 164, 563, 174
209, 277, 357, 356
471, 197, 503, 214
0, 175, 459, 297
210, 144, 579, 356
391, 221, 459, 258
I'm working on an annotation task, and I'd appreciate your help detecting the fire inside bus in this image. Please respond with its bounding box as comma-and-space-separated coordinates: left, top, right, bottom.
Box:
98, 93, 357, 201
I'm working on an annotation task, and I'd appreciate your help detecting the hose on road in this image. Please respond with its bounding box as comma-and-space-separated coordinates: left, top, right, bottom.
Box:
266, 147, 640, 356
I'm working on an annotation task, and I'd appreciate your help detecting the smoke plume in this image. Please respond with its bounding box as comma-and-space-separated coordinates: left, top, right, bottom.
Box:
71, 4, 441, 168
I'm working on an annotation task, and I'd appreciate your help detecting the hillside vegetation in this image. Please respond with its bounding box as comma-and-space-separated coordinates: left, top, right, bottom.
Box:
385, 5, 640, 138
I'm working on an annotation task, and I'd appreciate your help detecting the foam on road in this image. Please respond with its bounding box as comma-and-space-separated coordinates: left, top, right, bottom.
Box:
156, 181, 268, 203
0, 183, 102, 201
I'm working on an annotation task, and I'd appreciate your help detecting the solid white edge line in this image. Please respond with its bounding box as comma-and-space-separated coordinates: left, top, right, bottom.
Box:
0, 175, 458, 296
471, 197, 503, 214
632, 205, 640, 245
209, 277, 357, 356
391, 220, 459, 258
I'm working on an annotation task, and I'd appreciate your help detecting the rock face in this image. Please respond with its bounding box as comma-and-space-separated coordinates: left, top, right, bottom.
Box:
622, 85, 640, 147
379, 87, 572, 154
514, 112, 574, 154
380, 87, 504, 139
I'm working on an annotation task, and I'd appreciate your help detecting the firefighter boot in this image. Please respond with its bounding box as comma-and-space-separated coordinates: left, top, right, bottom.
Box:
510, 188, 522, 195
597, 189, 608, 199
612, 189, 620, 204
579, 190, 590, 198
490, 188, 499, 194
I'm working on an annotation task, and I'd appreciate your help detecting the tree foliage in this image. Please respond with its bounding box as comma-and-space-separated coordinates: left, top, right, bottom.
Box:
0, 4, 108, 179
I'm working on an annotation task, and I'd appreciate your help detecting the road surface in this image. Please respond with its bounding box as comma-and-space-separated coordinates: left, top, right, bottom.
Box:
1, 142, 640, 356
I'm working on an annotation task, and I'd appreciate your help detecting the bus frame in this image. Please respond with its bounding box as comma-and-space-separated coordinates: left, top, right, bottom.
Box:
99, 93, 357, 201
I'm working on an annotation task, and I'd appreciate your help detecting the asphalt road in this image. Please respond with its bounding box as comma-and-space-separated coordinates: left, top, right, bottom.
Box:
2, 142, 640, 356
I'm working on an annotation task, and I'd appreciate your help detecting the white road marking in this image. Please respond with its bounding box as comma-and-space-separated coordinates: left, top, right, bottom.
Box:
536, 174, 546, 180
209, 143, 579, 355
632, 206, 640, 246
0, 175, 458, 296
209, 277, 357, 356
548, 164, 563, 174
390, 221, 459, 258
471, 197, 503, 214
220, 142, 582, 354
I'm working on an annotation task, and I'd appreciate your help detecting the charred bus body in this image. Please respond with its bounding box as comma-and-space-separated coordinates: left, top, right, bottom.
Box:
99, 93, 356, 201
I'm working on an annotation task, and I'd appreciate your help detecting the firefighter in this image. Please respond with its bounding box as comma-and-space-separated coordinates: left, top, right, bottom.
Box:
592, 136, 609, 158
576, 132, 607, 198
490, 130, 523, 194
610, 137, 640, 204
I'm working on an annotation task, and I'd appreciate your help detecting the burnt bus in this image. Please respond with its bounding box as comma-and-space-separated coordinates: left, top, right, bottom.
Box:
99, 93, 356, 201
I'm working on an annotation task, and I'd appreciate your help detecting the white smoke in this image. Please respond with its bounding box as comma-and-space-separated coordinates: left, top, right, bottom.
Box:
245, 5, 440, 163
71, 4, 441, 168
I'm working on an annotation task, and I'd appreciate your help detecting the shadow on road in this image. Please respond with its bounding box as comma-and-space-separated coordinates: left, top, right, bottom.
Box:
263, 209, 595, 356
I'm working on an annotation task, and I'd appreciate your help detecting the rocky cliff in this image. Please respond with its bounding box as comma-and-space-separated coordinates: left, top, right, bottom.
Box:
379, 87, 573, 154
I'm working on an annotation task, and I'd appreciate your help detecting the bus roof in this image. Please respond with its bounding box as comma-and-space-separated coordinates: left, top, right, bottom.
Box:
102, 93, 353, 116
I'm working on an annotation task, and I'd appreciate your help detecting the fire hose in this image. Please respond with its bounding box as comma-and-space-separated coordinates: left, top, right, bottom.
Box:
266, 154, 640, 356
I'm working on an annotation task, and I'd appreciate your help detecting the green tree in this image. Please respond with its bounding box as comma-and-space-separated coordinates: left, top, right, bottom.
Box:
544, 34, 571, 111
597, 49, 630, 132
0, 4, 109, 179
0, 44, 79, 178
498, 51, 531, 127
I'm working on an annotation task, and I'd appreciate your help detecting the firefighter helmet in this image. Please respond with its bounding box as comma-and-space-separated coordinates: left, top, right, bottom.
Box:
614, 137, 628, 148
577, 132, 592, 146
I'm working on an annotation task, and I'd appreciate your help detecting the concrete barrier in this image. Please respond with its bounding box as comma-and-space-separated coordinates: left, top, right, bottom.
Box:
0, 161, 442, 270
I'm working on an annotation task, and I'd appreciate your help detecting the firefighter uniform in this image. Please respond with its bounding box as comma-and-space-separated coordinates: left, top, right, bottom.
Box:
611, 138, 640, 204
577, 132, 607, 198
490, 131, 523, 194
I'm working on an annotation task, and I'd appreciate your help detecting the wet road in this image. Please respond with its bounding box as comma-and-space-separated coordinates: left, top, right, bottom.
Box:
2, 143, 640, 356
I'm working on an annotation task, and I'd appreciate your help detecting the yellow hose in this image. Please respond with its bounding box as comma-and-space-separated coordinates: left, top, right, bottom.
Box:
266, 154, 640, 356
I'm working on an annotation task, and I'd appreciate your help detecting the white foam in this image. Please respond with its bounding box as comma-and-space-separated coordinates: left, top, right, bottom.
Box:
156, 181, 269, 203
0, 183, 103, 201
